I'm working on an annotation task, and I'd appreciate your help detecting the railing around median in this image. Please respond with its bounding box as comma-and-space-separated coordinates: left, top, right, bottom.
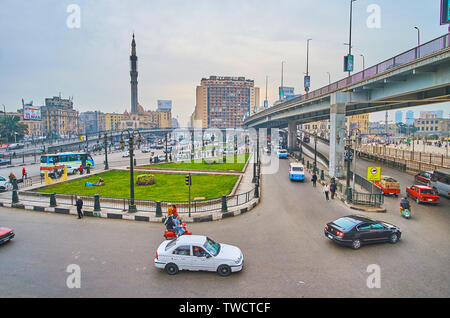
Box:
16, 186, 257, 215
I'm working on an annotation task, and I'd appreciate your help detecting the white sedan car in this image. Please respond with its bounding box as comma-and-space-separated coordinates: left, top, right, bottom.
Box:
0, 176, 12, 192
154, 235, 243, 276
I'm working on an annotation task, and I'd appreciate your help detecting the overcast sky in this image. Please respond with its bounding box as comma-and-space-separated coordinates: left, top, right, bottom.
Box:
0, 0, 449, 126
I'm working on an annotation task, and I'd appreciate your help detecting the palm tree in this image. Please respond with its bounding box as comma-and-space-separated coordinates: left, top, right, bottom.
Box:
0, 116, 28, 143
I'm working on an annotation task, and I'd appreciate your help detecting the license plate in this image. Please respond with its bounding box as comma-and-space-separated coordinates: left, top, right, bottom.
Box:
328, 234, 333, 240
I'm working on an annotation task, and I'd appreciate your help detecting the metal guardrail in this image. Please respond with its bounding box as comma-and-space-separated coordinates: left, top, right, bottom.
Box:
246, 33, 450, 125
349, 191, 384, 207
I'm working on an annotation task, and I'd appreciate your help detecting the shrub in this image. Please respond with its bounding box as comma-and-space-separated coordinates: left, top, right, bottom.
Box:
136, 174, 155, 186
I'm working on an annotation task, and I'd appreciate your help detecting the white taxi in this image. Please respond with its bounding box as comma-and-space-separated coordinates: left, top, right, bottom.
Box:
154, 235, 243, 277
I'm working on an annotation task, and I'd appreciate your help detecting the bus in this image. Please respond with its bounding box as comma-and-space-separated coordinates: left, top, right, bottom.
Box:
40, 152, 94, 176
430, 169, 450, 198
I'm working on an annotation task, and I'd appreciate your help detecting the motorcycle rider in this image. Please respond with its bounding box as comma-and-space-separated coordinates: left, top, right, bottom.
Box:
164, 213, 176, 231
399, 197, 411, 215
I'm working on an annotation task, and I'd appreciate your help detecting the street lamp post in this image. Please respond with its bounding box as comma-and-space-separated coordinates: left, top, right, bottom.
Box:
347, 0, 357, 77
349, 128, 361, 188
305, 39, 312, 93
313, 133, 318, 174
326, 72, 331, 85
360, 54, 365, 71
120, 129, 142, 213
99, 132, 111, 170
414, 26, 421, 58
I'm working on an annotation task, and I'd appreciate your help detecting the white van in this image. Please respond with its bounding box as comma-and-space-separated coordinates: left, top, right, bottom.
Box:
289, 162, 305, 181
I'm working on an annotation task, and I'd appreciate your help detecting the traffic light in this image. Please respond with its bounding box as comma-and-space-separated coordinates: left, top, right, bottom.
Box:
185, 175, 191, 186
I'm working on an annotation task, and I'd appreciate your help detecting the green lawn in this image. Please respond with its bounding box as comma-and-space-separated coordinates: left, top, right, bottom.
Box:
35, 170, 239, 201
142, 153, 249, 171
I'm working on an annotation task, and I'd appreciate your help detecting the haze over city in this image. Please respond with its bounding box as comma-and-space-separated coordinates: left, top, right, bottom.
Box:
0, 0, 449, 126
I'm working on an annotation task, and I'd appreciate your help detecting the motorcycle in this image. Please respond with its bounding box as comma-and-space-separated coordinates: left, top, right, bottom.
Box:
400, 208, 411, 219
164, 223, 192, 239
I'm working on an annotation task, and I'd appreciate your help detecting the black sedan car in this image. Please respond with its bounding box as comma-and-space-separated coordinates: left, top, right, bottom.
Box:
324, 215, 401, 249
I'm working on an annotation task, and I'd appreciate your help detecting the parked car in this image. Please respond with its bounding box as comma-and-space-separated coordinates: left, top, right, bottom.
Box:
0, 176, 12, 192
0, 158, 11, 166
141, 147, 149, 153
154, 235, 243, 276
406, 185, 440, 205
324, 215, 401, 250
429, 169, 450, 198
0, 227, 15, 245
414, 171, 433, 186
122, 151, 130, 157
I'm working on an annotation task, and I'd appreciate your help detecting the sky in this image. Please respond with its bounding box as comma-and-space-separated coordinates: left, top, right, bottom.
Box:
0, 0, 449, 126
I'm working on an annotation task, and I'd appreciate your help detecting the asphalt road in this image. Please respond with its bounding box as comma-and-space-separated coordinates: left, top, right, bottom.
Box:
0, 156, 449, 297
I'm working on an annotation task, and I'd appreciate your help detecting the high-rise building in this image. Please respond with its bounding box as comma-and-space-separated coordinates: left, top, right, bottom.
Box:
191, 76, 260, 129
395, 110, 403, 124
405, 110, 414, 125
41, 95, 79, 138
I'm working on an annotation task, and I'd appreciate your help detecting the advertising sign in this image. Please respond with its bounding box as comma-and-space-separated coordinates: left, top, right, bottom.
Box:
367, 166, 381, 181
304, 76, 311, 88
441, 0, 450, 24
344, 54, 354, 72
23, 106, 41, 120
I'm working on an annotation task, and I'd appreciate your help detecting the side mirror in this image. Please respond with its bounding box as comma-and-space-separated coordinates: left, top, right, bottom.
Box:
206, 254, 212, 258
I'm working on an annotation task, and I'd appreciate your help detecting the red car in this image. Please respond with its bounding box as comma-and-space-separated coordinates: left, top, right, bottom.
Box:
414, 171, 433, 186
0, 227, 15, 245
406, 185, 440, 205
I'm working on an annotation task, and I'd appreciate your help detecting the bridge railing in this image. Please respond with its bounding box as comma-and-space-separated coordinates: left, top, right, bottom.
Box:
247, 33, 450, 124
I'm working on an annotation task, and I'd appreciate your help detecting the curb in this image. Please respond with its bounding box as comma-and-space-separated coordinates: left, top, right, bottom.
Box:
0, 197, 260, 223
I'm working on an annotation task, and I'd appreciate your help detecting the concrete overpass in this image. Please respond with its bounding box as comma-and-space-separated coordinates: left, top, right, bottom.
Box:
245, 33, 450, 178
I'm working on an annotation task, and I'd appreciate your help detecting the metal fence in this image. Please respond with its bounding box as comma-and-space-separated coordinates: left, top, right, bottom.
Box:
16, 186, 257, 214
349, 191, 384, 207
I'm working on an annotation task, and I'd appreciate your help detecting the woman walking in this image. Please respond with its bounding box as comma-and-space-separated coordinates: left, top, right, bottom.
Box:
323, 183, 330, 201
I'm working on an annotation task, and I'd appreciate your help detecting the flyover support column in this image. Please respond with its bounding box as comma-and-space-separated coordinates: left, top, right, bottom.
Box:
287, 121, 297, 152
329, 92, 347, 178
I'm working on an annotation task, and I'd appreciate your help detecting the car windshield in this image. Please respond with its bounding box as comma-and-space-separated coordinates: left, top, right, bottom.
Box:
420, 189, 436, 195
292, 167, 303, 172
333, 217, 358, 230
0, 177, 5, 181
203, 237, 220, 256
279, 150, 287, 153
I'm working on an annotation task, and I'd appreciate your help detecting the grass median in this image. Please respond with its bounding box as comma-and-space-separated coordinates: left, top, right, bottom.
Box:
35, 170, 239, 201
142, 153, 250, 171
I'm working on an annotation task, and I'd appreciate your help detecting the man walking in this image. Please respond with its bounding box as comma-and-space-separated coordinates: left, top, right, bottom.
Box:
330, 182, 337, 199
311, 173, 317, 187
323, 183, 330, 201
76, 196, 83, 219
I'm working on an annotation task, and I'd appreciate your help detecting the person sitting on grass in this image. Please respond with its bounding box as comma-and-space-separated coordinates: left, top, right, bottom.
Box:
97, 177, 105, 186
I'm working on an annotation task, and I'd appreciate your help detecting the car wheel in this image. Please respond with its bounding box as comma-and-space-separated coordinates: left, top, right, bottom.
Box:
351, 239, 361, 250
165, 263, 179, 275
389, 233, 399, 244
217, 264, 232, 277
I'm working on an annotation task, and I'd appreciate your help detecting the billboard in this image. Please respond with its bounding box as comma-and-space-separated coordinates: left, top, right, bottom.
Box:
157, 100, 172, 112
441, 0, 450, 24
344, 54, 354, 72
279, 86, 295, 101
23, 106, 41, 120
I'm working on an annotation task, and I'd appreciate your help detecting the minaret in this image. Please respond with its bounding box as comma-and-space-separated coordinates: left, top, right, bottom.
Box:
130, 33, 139, 114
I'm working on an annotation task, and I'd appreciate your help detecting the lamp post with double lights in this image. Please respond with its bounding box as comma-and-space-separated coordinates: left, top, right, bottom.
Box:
99, 131, 113, 170
119, 129, 142, 213
414, 26, 421, 58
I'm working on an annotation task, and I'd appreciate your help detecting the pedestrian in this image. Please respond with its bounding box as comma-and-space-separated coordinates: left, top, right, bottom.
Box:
22, 167, 27, 180
311, 173, 317, 187
330, 182, 337, 200
79, 164, 84, 175
76, 196, 83, 219
323, 183, 330, 201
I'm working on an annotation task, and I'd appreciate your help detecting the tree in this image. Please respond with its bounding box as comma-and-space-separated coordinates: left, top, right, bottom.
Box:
0, 116, 28, 143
